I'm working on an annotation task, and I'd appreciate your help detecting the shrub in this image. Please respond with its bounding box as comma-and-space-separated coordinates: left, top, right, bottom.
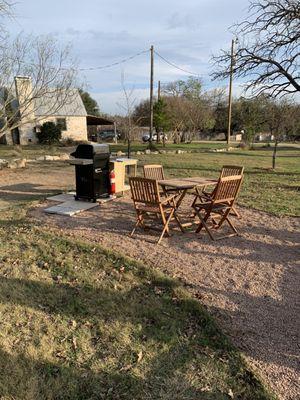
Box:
37, 122, 62, 145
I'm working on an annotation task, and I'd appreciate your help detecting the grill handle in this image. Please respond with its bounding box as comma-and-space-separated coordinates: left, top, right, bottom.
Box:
95, 168, 102, 173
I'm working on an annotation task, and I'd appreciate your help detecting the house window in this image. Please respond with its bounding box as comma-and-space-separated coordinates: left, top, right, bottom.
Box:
34, 125, 41, 133
56, 118, 67, 131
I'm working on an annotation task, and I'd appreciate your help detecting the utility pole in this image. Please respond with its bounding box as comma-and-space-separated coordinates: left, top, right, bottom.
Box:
158, 80, 161, 101
227, 39, 235, 150
149, 45, 154, 142
156, 80, 162, 144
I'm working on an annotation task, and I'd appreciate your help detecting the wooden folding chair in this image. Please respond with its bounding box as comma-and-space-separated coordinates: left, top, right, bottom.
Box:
143, 164, 178, 198
192, 175, 243, 240
129, 177, 184, 244
192, 165, 244, 218
143, 164, 165, 180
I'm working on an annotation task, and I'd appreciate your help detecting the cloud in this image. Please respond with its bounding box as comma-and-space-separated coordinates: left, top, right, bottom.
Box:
94, 88, 150, 116
9, 0, 253, 114
167, 12, 202, 30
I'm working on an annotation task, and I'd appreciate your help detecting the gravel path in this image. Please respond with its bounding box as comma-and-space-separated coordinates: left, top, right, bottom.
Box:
30, 195, 300, 400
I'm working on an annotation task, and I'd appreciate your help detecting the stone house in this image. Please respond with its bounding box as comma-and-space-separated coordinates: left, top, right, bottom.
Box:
2, 76, 112, 145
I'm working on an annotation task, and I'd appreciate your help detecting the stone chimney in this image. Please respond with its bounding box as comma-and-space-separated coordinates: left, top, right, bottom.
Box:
14, 76, 37, 144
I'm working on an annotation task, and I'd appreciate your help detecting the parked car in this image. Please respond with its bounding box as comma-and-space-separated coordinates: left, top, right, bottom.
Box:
142, 133, 168, 142
97, 130, 121, 141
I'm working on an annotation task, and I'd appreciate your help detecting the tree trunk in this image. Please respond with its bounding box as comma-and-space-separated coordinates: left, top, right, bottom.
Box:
156, 130, 160, 144
272, 140, 278, 169
173, 130, 180, 144
127, 139, 131, 159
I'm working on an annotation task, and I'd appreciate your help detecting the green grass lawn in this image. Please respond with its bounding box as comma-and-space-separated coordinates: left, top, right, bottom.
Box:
133, 144, 300, 217
0, 144, 72, 160
0, 206, 275, 400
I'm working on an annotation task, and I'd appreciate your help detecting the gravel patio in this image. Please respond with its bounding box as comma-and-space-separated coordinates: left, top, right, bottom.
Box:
30, 194, 300, 400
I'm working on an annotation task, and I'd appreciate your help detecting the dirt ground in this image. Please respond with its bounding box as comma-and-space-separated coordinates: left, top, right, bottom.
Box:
0, 161, 74, 209
1, 163, 299, 399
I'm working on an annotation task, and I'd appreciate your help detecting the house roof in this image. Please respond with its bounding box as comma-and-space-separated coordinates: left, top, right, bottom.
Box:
34, 89, 87, 117
86, 114, 113, 125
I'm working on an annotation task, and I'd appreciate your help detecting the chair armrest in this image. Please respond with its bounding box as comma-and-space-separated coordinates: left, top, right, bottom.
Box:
160, 195, 177, 204
194, 192, 212, 201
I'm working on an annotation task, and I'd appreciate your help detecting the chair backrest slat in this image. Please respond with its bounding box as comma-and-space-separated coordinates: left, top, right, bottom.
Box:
213, 175, 243, 204
143, 164, 165, 180
220, 165, 244, 178
129, 177, 160, 205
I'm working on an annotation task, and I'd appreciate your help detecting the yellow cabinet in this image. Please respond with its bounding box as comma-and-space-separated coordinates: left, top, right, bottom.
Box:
110, 158, 138, 194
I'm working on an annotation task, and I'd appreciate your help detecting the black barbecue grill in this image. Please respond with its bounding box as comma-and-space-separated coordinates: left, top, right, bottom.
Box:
69, 143, 110, 202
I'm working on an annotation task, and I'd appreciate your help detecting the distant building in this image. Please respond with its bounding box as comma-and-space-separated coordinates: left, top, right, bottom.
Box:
2, 76, 112, 145
233, 133, 242, 142
255, 132, 275, 142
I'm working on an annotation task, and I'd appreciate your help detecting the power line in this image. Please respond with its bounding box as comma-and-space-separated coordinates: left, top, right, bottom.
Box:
154, 50, 200, 77
6, 49, 149, 72
78, 49, 149, 71
10, 46, 206, 80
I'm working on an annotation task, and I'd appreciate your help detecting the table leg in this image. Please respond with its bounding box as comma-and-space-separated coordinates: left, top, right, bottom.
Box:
175, 189, 188, 209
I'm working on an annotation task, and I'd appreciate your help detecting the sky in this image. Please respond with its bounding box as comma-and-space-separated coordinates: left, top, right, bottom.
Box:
8, 0, 251, 115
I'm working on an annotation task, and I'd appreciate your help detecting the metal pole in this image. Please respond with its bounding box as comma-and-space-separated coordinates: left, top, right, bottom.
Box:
149, 45, 154, 142
227, 39, 235, 150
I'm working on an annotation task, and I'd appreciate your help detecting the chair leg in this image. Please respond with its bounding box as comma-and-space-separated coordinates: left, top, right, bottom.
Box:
195, 209, 209, 233
231, 205, 241, 219
214, 206, 231, 229
225, 215, 239, 235
173, 211, 185, 233
195, 211, 215, 240
191, 188, 200, 208
160, 207, 170, 235
210, 209, 239, 239
130, 212, 143, 236
194, 208, 215, 240
158, 209, 174, 244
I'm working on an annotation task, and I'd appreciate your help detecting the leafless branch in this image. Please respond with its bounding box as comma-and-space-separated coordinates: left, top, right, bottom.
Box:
0, 34, 80, 139
212, 0, 300, 98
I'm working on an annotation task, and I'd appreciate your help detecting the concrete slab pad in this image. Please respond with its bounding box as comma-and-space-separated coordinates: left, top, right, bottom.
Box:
62, 200, 99, 211
44, 192, 115, 216
44, 199, 99, 216
46, 192, 76, 202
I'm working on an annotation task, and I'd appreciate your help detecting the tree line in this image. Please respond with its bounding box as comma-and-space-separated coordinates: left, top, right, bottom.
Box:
131, 77, 300, 145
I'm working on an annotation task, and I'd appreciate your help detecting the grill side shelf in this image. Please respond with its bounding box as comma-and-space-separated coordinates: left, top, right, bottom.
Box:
68, 158, 93, 166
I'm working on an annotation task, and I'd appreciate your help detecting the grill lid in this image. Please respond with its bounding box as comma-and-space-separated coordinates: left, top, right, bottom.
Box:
71, 143, 110, 159
92, 144, 110, 154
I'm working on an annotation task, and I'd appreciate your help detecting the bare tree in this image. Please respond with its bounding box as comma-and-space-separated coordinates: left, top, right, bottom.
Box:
162, 77, 203, 100
265, 98, 299, 168
0, 0, 13, 18
0, 34, 79, 143
213, 0, 300, 97
117, 73, 141, 157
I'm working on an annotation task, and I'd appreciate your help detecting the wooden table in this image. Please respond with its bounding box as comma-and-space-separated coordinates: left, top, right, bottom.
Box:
159, 177, 218, 208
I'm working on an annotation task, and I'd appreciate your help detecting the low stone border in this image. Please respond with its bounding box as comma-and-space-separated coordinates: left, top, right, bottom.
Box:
0, 158, 26, 170
113, 148, 236, 156
35, 153, 70, 161
0, 153, 70, 170
0, 148, 237, 170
